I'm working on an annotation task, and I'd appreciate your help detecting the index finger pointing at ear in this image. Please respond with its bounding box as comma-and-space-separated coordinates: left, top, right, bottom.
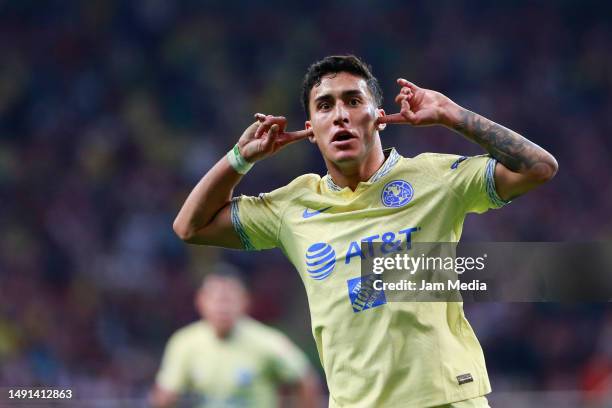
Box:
376, 113, 410, 125
285, 128, 313, 140
277, 128, 313, 146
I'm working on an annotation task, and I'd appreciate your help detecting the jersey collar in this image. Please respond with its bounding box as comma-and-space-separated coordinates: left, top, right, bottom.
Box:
324, 148, 401, 192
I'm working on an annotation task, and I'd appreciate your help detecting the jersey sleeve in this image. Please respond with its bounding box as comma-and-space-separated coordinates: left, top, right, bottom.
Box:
230, 184, 292, 251
424, 153, 510, 214
266, 332, 311, 384
155, 332, 190, 393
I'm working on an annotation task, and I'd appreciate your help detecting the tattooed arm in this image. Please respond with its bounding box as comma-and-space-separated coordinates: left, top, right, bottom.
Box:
445, 107, 558, 200
379, 78, 558, 201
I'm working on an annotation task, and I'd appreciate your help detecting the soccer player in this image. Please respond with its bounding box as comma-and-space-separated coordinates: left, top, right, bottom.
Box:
172, 56, 558, 407
151, 267, 321, 408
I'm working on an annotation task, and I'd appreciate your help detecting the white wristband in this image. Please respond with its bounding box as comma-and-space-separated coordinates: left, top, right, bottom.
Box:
226, 144, 254, 174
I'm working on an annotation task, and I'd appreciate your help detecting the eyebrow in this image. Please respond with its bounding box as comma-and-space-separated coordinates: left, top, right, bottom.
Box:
313, 89, 365, 104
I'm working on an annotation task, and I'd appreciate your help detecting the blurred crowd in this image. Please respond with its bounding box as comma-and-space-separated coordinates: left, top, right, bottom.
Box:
0, 0, 611, 406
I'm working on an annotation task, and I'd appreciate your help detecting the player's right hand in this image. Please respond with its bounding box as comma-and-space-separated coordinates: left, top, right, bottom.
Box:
237, 114, 312, 163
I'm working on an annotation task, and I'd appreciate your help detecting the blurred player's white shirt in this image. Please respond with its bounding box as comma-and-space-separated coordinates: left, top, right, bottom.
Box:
156, 317, 309, 408
232, 148, 508, 407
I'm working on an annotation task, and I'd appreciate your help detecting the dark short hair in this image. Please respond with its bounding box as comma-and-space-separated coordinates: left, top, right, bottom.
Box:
200, 262, 248, 291
301, 55, 383, 119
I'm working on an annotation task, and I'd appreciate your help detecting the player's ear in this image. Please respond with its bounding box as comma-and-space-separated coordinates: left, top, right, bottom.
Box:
305, 120, 316, 143
376, 109, 387, 131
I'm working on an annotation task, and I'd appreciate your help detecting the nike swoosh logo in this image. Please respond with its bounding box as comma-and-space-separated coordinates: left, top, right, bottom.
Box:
302, 206, 332, 219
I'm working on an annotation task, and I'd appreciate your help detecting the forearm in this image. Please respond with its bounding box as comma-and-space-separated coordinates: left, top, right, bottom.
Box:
443, 105, 558, 179
173, 156, 242, 240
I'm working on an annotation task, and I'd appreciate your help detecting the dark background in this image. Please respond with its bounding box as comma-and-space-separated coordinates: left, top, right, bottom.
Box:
1, 0, 611, 406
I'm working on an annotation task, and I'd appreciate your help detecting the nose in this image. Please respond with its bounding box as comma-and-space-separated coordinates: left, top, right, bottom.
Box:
332, 102, 349, 126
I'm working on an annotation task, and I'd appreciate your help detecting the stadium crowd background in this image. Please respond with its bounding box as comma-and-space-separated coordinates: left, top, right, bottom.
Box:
0, 1, 611, 406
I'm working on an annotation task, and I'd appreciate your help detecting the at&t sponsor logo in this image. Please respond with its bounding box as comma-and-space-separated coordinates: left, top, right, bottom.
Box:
304, 226, 421, 280
305, 242, 336, 280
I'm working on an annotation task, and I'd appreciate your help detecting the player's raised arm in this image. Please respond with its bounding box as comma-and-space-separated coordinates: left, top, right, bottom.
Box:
378, 78, 558, 201
173, 115, 311, 247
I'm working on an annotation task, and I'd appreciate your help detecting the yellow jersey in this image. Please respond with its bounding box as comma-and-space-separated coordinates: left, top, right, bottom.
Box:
156, 318, 310, 407
231, 148, 508, 407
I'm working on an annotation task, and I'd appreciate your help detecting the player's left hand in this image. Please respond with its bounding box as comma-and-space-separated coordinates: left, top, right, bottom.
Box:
377, 79, 457, 127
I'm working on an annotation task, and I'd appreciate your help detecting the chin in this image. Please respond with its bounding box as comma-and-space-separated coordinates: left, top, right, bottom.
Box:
319, 141, 364, 165
323, 146, 351, 160
332, 145, 366, 162
333, 152, 360, 164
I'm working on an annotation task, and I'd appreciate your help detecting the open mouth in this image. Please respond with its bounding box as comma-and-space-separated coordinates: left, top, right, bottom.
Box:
332, 130, 355, 143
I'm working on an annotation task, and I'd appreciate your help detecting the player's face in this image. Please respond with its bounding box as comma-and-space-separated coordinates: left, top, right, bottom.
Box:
306, 72, 385, 165
197, 277, 247, 335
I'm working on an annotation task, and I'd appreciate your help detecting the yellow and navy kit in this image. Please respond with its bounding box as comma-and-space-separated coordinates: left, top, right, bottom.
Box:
232, 148, 508, 407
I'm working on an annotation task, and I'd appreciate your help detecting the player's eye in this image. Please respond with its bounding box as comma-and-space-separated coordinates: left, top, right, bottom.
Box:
318, 102, 330, 110
349, 98, 361, 106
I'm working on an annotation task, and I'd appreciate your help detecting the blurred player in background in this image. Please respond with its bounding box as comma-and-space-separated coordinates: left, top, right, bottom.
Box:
172, 56, 558, 407
150, 265, 321, 408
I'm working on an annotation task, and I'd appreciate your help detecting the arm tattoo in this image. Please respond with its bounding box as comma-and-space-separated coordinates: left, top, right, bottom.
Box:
452, 109, 546, 173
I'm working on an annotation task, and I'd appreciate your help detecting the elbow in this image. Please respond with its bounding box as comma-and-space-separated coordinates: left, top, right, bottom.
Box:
173, 219, 195, 242
529, 156, 559, 184
173, 219, 212, 245
548, 156, 559, 179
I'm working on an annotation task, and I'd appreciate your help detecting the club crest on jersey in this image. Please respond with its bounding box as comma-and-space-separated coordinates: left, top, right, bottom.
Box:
381, 180, 414, 208
305, 242, 336, 280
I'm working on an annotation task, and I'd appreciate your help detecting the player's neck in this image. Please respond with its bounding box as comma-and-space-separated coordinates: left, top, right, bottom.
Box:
213, 326, 235, 339
327, 147, 385, 191
206, 321, 237, 340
